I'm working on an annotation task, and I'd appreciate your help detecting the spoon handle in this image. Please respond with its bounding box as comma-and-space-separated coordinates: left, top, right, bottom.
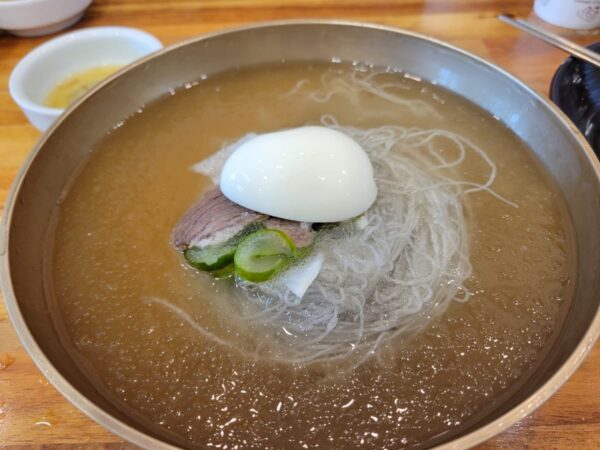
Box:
498, 13, 600, 69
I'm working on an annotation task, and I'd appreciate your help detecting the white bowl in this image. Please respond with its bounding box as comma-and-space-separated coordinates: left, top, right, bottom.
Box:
0, 0, 93, 37
9, 26, 163, 132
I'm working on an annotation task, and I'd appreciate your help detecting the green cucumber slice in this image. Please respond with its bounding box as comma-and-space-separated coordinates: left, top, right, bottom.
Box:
183, 223, 267, 273
184, 243, 237, 271
234, 229, 295, 282
210, 263, 235, 279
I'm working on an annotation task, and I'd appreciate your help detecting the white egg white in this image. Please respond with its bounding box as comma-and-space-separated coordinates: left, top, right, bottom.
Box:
219, 126, 377, 223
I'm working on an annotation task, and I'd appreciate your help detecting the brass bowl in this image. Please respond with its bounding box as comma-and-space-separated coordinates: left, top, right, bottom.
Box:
2, 21, 600, 449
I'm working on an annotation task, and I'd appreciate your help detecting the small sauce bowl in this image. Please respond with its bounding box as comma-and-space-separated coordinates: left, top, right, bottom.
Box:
9, 26, 163, 131
0, 0, 93, 37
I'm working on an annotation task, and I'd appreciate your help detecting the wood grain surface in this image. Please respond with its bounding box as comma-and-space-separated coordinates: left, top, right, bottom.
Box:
1, 0, 599, 448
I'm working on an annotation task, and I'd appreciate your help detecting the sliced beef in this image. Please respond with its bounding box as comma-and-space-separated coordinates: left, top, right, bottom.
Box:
173, 186, 266, 250
173, 187, 316, 250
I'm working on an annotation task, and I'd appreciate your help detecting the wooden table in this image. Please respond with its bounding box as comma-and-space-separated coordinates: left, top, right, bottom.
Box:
1, 1, 599, 448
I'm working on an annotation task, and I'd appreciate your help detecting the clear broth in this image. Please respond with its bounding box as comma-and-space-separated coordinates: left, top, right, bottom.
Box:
48, 63, 575, 449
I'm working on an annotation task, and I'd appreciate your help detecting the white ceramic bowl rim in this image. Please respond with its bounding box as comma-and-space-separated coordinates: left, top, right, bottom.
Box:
9, 26, 163, 116
0, 0, 65, 5
0, 0, 83, 7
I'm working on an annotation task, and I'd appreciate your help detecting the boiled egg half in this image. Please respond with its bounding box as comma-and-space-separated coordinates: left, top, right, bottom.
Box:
219, 126, 377, 222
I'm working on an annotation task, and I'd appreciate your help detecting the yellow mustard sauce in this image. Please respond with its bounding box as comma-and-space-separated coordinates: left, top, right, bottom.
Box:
44, 65, 123, 109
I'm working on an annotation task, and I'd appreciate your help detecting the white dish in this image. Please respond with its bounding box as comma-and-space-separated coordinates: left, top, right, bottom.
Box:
9, 26, 163, 132
534, 0, 600, 30
0, 0, 93, 37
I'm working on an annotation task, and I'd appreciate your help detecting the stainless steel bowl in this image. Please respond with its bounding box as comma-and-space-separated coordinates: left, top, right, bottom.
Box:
2, 20, 600, 449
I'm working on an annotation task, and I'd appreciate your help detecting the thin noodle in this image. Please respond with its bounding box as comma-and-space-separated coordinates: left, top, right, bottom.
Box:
164, 70, 518, 366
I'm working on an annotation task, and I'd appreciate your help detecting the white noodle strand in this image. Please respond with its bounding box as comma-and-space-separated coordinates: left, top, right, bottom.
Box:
157, 70, 518, 367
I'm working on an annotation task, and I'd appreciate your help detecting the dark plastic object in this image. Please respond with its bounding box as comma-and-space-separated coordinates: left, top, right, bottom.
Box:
550, 42, 600, 158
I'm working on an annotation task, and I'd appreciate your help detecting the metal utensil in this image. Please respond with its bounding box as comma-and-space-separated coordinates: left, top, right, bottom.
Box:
498, 13, 600, 69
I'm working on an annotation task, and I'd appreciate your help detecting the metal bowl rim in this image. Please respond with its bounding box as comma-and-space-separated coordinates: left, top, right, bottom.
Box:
1, 19, 600, 450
